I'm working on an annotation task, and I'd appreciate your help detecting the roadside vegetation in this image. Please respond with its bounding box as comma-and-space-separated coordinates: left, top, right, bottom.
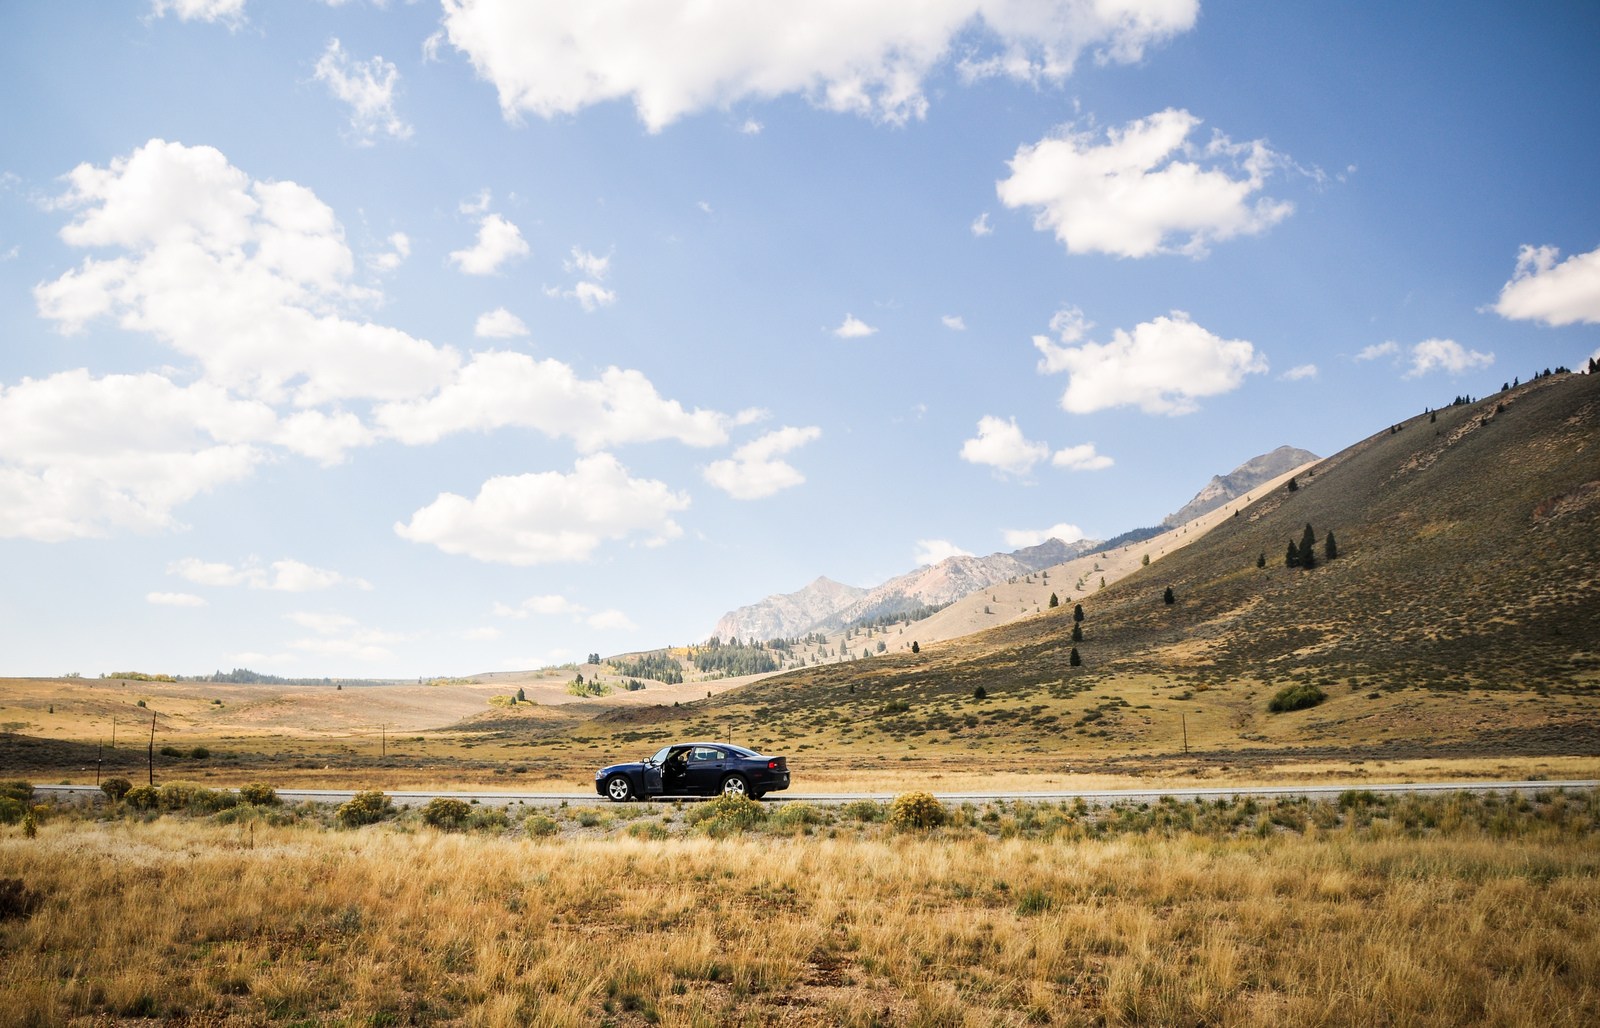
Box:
3, 784, 1598, 1025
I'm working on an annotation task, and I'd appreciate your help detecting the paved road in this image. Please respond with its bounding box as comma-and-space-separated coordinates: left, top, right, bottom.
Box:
30, 779, 1598, 809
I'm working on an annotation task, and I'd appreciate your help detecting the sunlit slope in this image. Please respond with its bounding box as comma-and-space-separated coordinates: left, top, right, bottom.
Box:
677, 373, 1598, 755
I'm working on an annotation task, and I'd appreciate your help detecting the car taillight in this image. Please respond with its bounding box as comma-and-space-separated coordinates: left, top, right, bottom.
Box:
768, 758, 785, 770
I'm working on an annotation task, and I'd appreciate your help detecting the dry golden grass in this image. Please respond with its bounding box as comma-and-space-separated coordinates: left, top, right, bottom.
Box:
3, 790, 1598, 1026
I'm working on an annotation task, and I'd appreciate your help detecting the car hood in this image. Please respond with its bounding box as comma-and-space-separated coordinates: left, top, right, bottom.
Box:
596, 761, 648, 777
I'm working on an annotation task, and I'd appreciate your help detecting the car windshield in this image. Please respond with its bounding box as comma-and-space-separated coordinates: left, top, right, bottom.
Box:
649, 746, 672, 765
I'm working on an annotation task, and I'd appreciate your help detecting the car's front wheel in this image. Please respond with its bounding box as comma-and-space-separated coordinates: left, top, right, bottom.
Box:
720, 774, 750, 798
605, 775, 636, 802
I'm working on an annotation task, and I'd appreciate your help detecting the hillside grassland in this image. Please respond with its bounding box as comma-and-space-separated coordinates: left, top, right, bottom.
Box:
3, 788, 1598, 1026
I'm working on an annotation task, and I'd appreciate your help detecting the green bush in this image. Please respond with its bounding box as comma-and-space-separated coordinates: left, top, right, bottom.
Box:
839, 799, 886, 823
889, 791, 947, 831
337, 790, 395, 828
524, 813, 559, 838
238, 783, 278, 806
124, 785, 160, 811
159, 746, 183, 758
469, 808, 510, 832
421, 797, 473, 830
156, 782, 236, 814
100, 777, 133, 802
625, 820, 668, 841
0, 782, 34, 826
1268, 684, 1327, 712
767, 802, 828, 833
188, 747, 211, 760
686, 794, 767, 836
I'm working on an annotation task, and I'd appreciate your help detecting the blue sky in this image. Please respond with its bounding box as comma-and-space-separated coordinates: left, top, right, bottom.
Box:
3, 1, 1597, 678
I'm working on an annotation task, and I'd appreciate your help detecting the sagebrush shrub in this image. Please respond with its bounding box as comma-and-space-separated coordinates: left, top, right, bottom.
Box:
421, 797, 472, 830
1268, 684, 1327, 712
100, 777, 133, 802
686, 794, 766, 836
238, 783, 278, 806
337, 791, 395, 828
524, 813, 559, 838
124, 786, 160, 811
889, 791, 947, 830
0, 781, 34, 825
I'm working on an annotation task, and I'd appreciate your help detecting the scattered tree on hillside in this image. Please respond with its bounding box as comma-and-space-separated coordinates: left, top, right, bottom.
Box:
1069, 647, 1081, 667
1163, 586, 1175, 605
1049, 592, 1059, 608
911, 641, 920, 654
1287, 476, 1298, 492
1286, 541, 1300, 568
1299, 524, 1318, 570
972, 686, 986, 700
1073, 603, 1084, 623
1257, 552, 1267, 569
1071, 623, 1083, 642
1325, 530, 1339, 561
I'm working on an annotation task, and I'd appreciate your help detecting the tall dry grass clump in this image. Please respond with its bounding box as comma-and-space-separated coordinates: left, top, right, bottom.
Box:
1, 790, 1597, 1025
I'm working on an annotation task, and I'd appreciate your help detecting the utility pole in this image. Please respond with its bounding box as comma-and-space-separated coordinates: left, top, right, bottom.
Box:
96, 739, 103, 786
1182, 713, 1189, 756
381, 723, 386, 759
147, 710, 157, 786
110, 715, 116, 750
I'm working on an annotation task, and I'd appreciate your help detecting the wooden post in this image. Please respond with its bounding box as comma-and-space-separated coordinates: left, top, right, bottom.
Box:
1182, 713, 1189, 756
96, 739, 103, 786
147, 710, 157, 787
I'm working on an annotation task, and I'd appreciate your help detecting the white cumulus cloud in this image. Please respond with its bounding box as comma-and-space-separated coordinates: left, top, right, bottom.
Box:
149, 0, 245, 26
314, 38, 413, 145
833, 314, 877, 338
997, 108, 1293, 258
1355, 341, 1398, 362
147, 592, 208, 607
1281, 363, 1319, 381
1003, 522, 1086, 548
703, 425, 821, 499
439, 0, 1197, 132
914, 538, 973, 566
1050, 442, 1113, 471
167, 556, 371, 591
475, 307, 529, 338
1403, 339, 1494, 379
374, 352, 732, 452
395, 453, 691, 565
449, 212, 529, 275
1492, 244, 1600, 327
960, 415, 1049, 476
35, 139, 460, 407
0, 370, 270, 541
942, 314, 966, 331
1034, 310, 1268, 415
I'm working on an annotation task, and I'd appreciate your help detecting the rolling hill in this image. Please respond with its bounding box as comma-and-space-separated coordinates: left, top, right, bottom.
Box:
623, 371, 1600, 763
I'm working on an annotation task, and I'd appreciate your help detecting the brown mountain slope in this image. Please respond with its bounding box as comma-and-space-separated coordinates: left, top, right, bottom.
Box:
650, 372, 1599, 762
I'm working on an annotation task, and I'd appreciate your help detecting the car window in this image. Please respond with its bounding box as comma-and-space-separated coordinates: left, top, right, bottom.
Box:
690, 746, 723, 762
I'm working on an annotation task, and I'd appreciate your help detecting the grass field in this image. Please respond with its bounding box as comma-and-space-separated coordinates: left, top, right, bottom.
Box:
3, 786, 1598, 1026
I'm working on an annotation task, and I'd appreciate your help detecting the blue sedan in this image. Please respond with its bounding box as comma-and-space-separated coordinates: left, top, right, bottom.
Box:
595, 742, 791, 802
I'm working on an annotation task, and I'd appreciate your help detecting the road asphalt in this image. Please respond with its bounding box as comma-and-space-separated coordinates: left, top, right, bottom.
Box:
29, 779, 1598, 809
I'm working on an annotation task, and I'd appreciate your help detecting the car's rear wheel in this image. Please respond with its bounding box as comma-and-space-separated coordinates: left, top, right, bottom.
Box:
605, 775, 636, 802
720, 774, 750, 798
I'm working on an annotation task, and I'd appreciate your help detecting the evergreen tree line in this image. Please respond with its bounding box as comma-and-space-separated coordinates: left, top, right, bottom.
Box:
1283, 523, 1338, 569
690, 641, 780, 676
607, 653, 684, 685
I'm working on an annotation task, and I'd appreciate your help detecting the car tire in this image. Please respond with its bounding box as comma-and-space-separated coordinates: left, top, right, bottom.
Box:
605, 775, 636, 802
720, 775, 750, 798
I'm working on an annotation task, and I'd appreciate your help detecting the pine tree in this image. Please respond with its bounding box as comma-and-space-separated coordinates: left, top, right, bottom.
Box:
1256, 552, 1266, 569
1286, 541, 1299, 568
1287, 476, 1298, 492
1163, 586, 1175, 605
1324, 530, 1338, 561
1069, 647, 1081, 667
1299, 524, 1317, 569
1071, 623, 1083, 642
1049, 592, 1059, 608
1073, 603, 1084, 623
911, 641, 920, 654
